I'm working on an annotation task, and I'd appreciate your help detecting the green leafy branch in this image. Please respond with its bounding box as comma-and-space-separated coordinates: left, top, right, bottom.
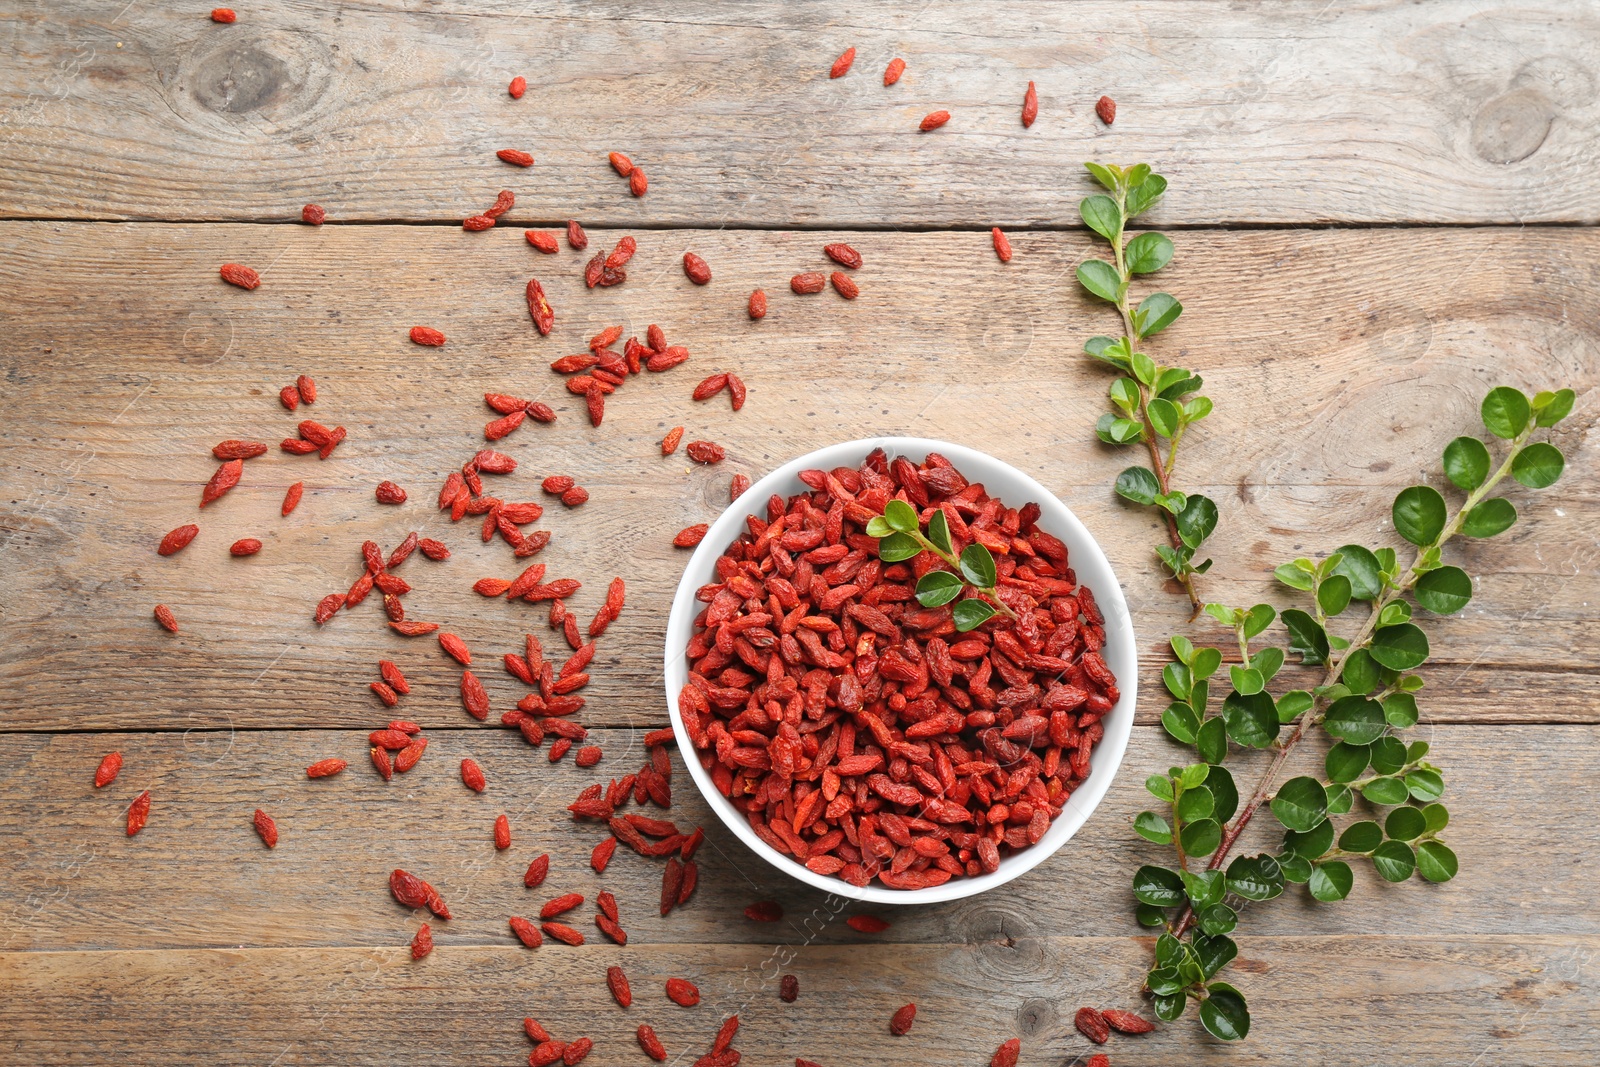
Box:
1078, 162, 1215, 616
1128, 385, 1575, 1041
866, 499, 1016, 631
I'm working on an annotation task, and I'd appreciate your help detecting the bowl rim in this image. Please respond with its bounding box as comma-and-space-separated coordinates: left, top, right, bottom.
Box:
662, 436, 1138, 904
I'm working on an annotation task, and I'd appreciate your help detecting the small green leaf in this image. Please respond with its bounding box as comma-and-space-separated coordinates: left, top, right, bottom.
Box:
1083, 161, 1121, 191
1133, 864, 1186, 907
1416, 840, 1459, 882
1276, 689, 1313, 724
1459, 497, 1517, 537
1308, 861, 1354, 902
1171, 634, 1195, 664
951, 598, 996, 632
1180, 818, 1222, 858
1176, 762, 1209, 791
1136, 903, 1167, 927
1415, 565, 1472, 614
1228, 664, 1264, 697
1176, 785, 1215, 823
1370, 839, 1417, 882
1126, 172, 1168, 216
1152, 990, 1187, 1022
1379, 600, 1413, 627
1442, 437, 1491, 490
1147, 397, 1180, 438
864, 516, 893, 538
1079, 194, 1123, 242
1361, 776, 1411, 805
1129, 352, 1158, 387
926, 509, 953, 554
1206, 765, 1239, 823
1183, 395, 1213, 422
1317, 574, 1353, 618
1225, 854, 1285, 901
1181, 869, 1225, 911
1278, 852, 1313, 883
1511, 442, 1564, 488
1332, 545, 1384, 600
1325, 783, 1354, 815
1176, 494, 1218, 549
1097, 414, 1145, 444
1422, 802, 1449, 834
957, 544, 997, 588
1155, 490, 1188, 515
1126, 231, 1174, 274
882, 499, 919, 534
1275, 562, 1315, 591
1147, 965, 1182, 996
1281, 609, 1330, 666
1161, 701, 1200, 745
1222, 690, 1279, 749
1252, 646, 1285, 684
1370, 623, 1430, 671
1369, 736, 1408, 776
1191, 646, 1222, 680
1137, 292, 1182, 336
1134, 811, 1173, 845
1193, 933, 1237, 979
1242, 604, 1276, 639
1405, 768, 1445, 802
1385, 806, 1427, 841
1163, 661, 1193, 701
1270, 777, 1329, 832
1323, 696, 1387, 745
877, 532, 921, 562
915, 570, 964, 607
1532, 387, 1575, 427
1198, 902, 1237, 937
1112, 466, 1159, 506
1146, 774, 1175, 802
1282, 818, 1334, 861
1338, 820, 1383, 853
1393, 485, 1448, 546
1199, 983, 1250, 1041
1481, 386, 1531, 439
1196, 716, 1227, 765
1325, 741, 1370, 783
1382, 693, 1420, 728
1407, 740, 1431, 761
1341, 648, 1381, 696
1076, 259, 1122, 302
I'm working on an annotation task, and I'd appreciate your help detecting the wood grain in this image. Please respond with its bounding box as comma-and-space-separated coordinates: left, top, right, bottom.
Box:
1, 725, 1590, 955
1, 223, 1594, 731
2, 1, 1598, 226
3, 936, 1595, 1066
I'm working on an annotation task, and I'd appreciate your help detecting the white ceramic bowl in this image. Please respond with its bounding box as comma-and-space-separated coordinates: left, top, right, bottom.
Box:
663, 438, 1137, 904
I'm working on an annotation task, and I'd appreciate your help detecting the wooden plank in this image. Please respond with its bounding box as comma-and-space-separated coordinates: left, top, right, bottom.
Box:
1, 222, 1594, 730
2, 936, 1594, 1066
1, 725, 1590, 952
1, 1, 1597, 226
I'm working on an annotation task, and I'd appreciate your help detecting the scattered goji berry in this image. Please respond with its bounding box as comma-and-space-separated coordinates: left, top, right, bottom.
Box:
510, 915, 544, 948
607, 965, 632, 1007
683, 252, 712, 285
375, 481, 407, 505
1022, 81, 1038, 127
524, 854, 550, 888
993, 227, 1013, 262
509, 76, 526, 98
463, 214, 495, 231
665, 977, 700, 1006
991, 1038, 1021, 1067
526, 230, 560, 253
1096, 95, 1116, 125
847, 914, 890, 933
200, 459, 243, 507
629, 169, 648, 197
662, 427, 685, 454
497, 149, 534, 167
1102, 1008, 1155, 1034
636, 1024, 667, 1061
744, 901, 783, 922
824, 243, 862, 269
306, 758, 346, 778
210, 8, 236, 22
219, 263, 258, 289
301, 203, 325, 225
884, 57, 905, 85
460, 757, 487, 792
830, 47, 855, 78
567, 220, 588, 250
126, 791, 150, 835
830, 272, 859, 299
790, 272, 826, 294
781, 974, 799, 1001
410, 326, 446, 347
1076, 1006, 1110, 1044
94, 752, 123, 787
411, 923, 433, 959
253, 808, 278, 848
686, 441, 725, 464
542, 921, 584, 945
157, 524, 199, 556
591, 836, 617, 872
890, 1003, 916, 1035
919, 110, 951, 131
526, 278, 555, 335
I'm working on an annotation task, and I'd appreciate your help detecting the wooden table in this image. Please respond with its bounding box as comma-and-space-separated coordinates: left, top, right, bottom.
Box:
2, 3, 1596, 1064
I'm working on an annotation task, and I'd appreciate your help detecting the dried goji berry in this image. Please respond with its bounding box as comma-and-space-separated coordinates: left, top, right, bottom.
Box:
746, 289, 768, 319
629, 169, 648, 197
526, 230, 559, 253
280, 481, 303, 516
418, 537, 449, 559
992, 227, 1013, 262
606, 238, 636, 269
919, 110, 950, 131
693, 373, 729, 401
213, 439, 268, 460
460, 757, 487, 792
411, 923, 433, 959
461, 671, 489, 720
830, 272, 858, 299
1102, 1008, 1155, 1034
566, 220, 588, 250
884, 57, 905, 85
301, 203, 325, 225
636, 1024, 667, 1061
509, 76, 526, 98
790, 272, 825, 294
1022, 80, 1039, 127
830, 47, 855, 78
528, 1040, 563, 1066
563, 1037, 593, 1065
744, 901, 783, 922
510, 915, 544, 948
523, 854, 550, 888
219, 263, 259, 289
253, 808, 278, 848
313, 593, 345, 624
780, 973, 799, 1001
497, 149, 534, 167
375, 480, 407, 505
591, 836, 617, 873
200, 459, 243, 507
1095, 95, 1116, 125
847, 914, 889, 933
394, 737, 427, 773
463, 214, 496, 231
683, 252, 712, 285
561, 486, 589, 507
210, 8, 236, 22
370, 681, 399, 707
665, 977, 699, 1007
158, 524, 199, 556
662, 427, 685, 454
410, 326, 446, 347
686, 441, 725, 464
494, 814, 511, 850
306, 758, 346, 778
606, 965, 632, 1007
991, 1038, 1021, 1067
890, 1003, 916, 1035
526, 278, 555, 335
1075, 1007, 1110, 1044
279, 385, 301, 410
439, 632, 472, 665
125, 790, 151, 835
824, 243, 862, 269
608, 151, 634, 176
390, 620, 440, 636
542, 921, 584, 945
575, 744, 602, 767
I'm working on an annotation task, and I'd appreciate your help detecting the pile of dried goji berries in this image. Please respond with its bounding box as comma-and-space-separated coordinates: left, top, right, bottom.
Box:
678, 449, 1118, 891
